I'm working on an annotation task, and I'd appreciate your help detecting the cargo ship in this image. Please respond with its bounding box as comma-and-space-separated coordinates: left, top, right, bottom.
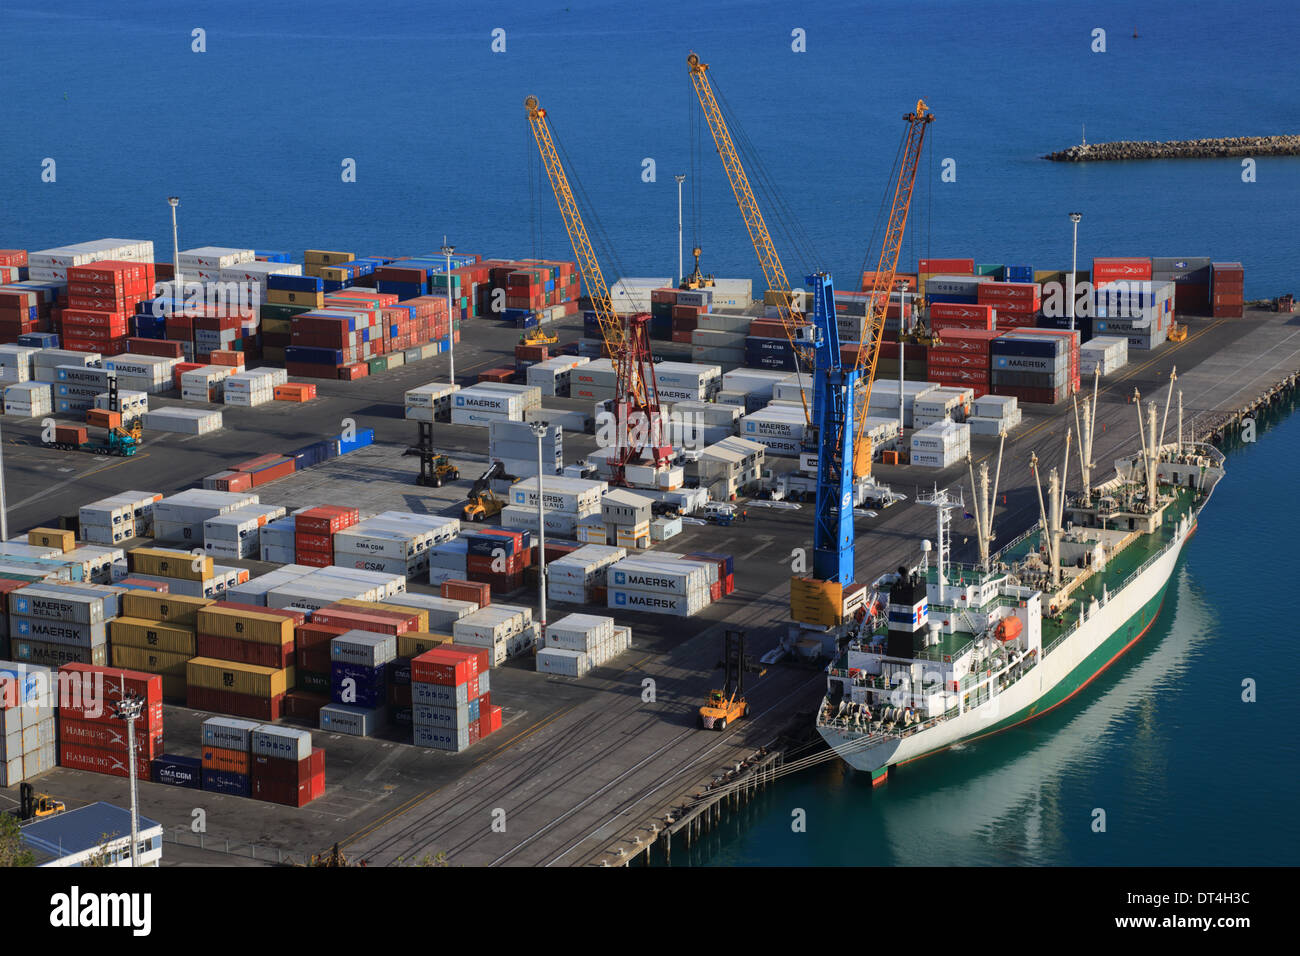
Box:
816, 399, 1225, 784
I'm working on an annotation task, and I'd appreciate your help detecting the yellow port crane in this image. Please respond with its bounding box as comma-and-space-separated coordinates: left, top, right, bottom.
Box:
687, 52, 812, 424
526, 95, 671, 483
849, 100, 934, 476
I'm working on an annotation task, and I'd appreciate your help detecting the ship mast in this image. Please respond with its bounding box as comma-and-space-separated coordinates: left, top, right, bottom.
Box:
1072, 366, 1100, 505
1177, 389, 1184, 456
965, 434, 1005, 572
1157, 366, 1177, 450
1133, 388, 1160, 509
1029, 451, 1062, 588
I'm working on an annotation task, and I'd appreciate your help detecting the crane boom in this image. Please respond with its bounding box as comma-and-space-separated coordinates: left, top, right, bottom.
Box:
851, 100, 933, 474
525, 95, 668, 483
687, 52, 812, 422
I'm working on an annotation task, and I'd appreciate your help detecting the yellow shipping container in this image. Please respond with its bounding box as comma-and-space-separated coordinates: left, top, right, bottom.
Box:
120, 590, 214, 626
195, 607, 293, 646
28, 527, 75, 552
266, 289, 323, 308
129, 547, 214, 582
337, 598, 429, 633
397, 632, 452, 659
186, 657, 287, 699
789, 576, 843, 628
109, 617, 198, 656
304, 249, 354, 265
318, 266, 349, 282
112, 644, 192, 680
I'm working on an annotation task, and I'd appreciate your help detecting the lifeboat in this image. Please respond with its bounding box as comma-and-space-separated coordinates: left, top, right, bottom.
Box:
993, 617, 1023, 643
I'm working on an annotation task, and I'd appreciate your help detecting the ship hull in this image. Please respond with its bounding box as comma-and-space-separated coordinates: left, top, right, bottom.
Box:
821, 511, 1198, 775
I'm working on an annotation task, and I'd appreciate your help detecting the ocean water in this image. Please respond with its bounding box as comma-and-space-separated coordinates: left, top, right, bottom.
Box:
4, 0, 1299, 298
3, 1, 1298, 867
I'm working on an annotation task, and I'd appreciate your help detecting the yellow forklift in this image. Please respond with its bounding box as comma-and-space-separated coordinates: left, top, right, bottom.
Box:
404, 422, 460, 488
16, 783, 66, 820
698, 629, 765, 730
522, 327, 558, 346
462, 462, 506, 522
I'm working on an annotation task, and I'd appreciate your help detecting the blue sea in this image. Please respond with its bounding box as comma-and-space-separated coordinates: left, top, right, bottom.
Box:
3, 0, 1298, 866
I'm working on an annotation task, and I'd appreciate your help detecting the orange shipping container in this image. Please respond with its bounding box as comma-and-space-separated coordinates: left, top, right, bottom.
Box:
86, 408, 122, 430
202, 745, 251, 774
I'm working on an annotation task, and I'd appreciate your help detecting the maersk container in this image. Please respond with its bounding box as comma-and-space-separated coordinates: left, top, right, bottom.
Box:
151, 754, 202, 789
607, 586, 708, 616
608, 560, 708, 596
10, 585, 112, 624
319, 702, 385, 736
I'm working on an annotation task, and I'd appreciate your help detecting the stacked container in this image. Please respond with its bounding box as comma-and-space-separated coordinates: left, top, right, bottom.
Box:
606, 554, 714, 617
294, 505, 360, 567
203, 504, 287, 558
250, 725, 324, 806
1079, 336, 1129, 376
3, 382, 52, 417
0, 660, 55, 786
538, 613, 631, 677
63, 260, 154, 354
547, 545, 627, 604
403, 382, 459, 422
990, 331, 1073, 405
410, 645, 500, 751
79, 490, 160, 545
502, 475, 604, 542
194, 603, 301, 673
925, 328, 1000, 397
320, 630, 396, 736
199, 716, 260, 796
910, 420, 971, 468
462, 528, 531, 595
451, 604, 534, 665
966, 395, 1023, 437
223, 368, 281, 407
105, 353, 177, 394
110, 589, 212, 698
332, 512, 459, 578
739, 404, 807, 457
1210, 262, 1245, 318
9, 583, 121, 669
187, 657, 288, 721
489, 420, 563, 478
56, 663, 162, 780
976, 281, 1041, 329
912, 386, 974, 429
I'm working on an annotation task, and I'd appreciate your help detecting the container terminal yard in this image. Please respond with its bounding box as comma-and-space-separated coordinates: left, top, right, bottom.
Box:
0, 241, 1296, 866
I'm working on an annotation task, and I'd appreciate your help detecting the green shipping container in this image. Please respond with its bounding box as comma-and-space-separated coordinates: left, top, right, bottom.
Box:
260, 302, 314, 321
976, 263, 1005, 277
298, 669, 329, 695
367, 357, 389, 374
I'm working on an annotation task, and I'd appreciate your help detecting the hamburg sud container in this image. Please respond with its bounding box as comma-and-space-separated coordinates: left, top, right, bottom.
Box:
606, 556, 712, 616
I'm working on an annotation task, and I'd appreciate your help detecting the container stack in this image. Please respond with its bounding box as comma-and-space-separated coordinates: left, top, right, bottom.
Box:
1210, 262, 1244, 318
0, 344, 40, 383
151, 491, 263, 546
10, 582, 121, 670
62, 260, 154, 355
976, 280, 1041, 330
925, 328, 999, 397
1079, 336, 1128, 377
461, 528, 531, 595
0, 280, 47, 345
912, 386, 974, 429
0, 660, 55, 786
451, 604, 534, 665
142, 406, 223, 435
319, 630, 395, 737
489, 420, 563, 477
739, 404, 808, 457
546, 545, 626, 604
27, 239, 155, 284
105, 353, 178, 394
332, 512, 459, 578
537, 613, 631, 677
403, 382, 459, 422
199, 716, 260, 797
187, 656, 287, 721
3, 382, 52, 418
966, 394, 1023, 437
606, 554, 715, 617
294, 505, 360, 568
1092, 280, 1173, 350
501, 475, 604, 542
654, 361, 723, 403
194, 603, 300, 675
223, 368, 282, 407
524, 356, 590, 398
570, 359, 618, 402
94, 387, 148, 423
79, 491, 161, 545
110, 589, 212, 698
410, 645, 500, 751
203, 504, 288, 559
929, 302, 997, 334
1151, 257, 1213, 318
259, 566, 405, 612
910, 420, 971, 468
990, 331, 1073, 405
250, 725, 324, 806
56, 664, 161, 780
450, 383, 539, 426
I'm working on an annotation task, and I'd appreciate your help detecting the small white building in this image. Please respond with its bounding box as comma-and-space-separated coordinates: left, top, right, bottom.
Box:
21, 802, 164, 867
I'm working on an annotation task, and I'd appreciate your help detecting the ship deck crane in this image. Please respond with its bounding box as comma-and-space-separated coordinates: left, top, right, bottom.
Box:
687, 52, 813, 425
526, 95, 671, 485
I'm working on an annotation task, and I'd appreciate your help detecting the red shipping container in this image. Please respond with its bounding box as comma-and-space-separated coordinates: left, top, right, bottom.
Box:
338, 362, 369, 380
294, 531, 334, 553
440, 579, 491, 607
918, 258, 974, 275
210, 471, 253, 493
57, 663, 164, 729
0, 250, 28, 267
295, 550, 333, 568
248, 459, 295, 486
283, 692, 329, 723
186, 684, 284, 721
60, 743, 151, 780
1092, 257, 1152, 282
309, 608, 409, 636
317, 603, 421, 633
435, 645, 482, 683
196, 633, 294, 670
57, 716, 164, 760
296, 506, 358, 535
411, 649, 472, 686
929, 302, 996, 324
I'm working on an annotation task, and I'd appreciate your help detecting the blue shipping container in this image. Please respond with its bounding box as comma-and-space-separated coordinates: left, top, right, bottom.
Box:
152, 755, 203, 789
201, 769, 251, 797
338, 427, 374, 455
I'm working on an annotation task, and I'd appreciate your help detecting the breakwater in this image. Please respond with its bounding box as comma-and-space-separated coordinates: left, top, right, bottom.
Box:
1045, 135, 1300, 162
